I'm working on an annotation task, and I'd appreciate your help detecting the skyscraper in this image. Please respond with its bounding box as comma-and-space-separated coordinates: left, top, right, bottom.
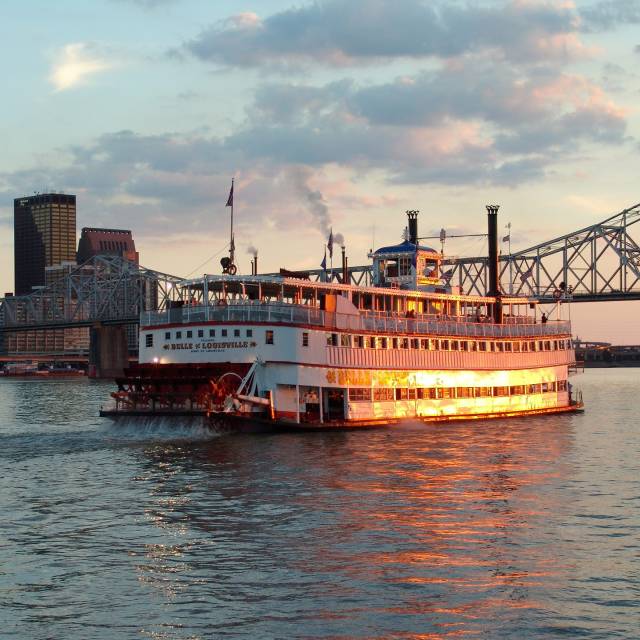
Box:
76, 227, 139, 264
14, 193, 77, 295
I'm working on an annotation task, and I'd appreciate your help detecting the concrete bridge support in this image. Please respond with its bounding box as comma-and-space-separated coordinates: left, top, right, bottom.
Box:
89, 325, 128, 379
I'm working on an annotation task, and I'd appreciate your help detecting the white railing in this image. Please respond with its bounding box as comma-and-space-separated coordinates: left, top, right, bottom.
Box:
141, 302, 571, 338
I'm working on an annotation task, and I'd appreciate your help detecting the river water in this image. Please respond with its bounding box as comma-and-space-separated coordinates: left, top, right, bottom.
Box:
0, 369, 638, 639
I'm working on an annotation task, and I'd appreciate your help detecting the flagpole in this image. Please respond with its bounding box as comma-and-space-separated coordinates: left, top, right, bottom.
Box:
230, 177, 234, 267
507, 222, 512, 294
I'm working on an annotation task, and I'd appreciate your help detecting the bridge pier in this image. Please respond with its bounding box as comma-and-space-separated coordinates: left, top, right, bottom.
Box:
88, 325, 128, 379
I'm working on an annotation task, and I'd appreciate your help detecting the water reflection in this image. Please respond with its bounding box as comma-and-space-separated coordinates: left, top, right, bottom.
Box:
5, 374, 637, 639
129, 417, 576, 638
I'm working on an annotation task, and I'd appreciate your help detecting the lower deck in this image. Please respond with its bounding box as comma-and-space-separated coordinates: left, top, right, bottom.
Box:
101, 360, 578, 426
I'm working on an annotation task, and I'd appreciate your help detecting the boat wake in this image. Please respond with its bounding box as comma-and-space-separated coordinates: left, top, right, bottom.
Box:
103, 415, 222, 442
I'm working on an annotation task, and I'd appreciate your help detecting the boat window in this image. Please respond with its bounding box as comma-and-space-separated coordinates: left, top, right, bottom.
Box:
367, 336, 376, 348
355, 335, 364, 348
544, 341, 551, 351
399, 256, 412, 276
558, 380, 567, 391
553, 340, 558, 350
460, 341, 468, 351
401, 338, 409, 349
510, 385, 525, 395
395, 388, 409, 400
176, 331, 182, 339
451, 340, 459, 350
392, 337, 399, 349
164, 331, 170, 340
265, 330, 274, 345
348, 388, 372, 401
302, 332, 309, 347
479, 341, 487, 352
341, 334, 351, 348
441, 339, 449, 350
476, 387, 491, 397
374, 388, 394, 401
246, 329, 253, 338
469, 340, 477, 352
209, 329, 215, 337
441, 387, 454, 399
504, 342, 512, 352
380, 337, 388, 349
457, 387, 472, 398
234, 329, 240, 337
221, 329, 228, 337
408, 388, 417, 400
420, 338, 428, 350
198, 329, 204, 338
145, 334, 153, 348
493, 386, 509, 396
411, 338, 419, 349
186, 330, 193, 338
513, 341, 521, 352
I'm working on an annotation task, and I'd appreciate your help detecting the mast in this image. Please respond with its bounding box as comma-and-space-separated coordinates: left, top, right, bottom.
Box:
230, 177, 235, 268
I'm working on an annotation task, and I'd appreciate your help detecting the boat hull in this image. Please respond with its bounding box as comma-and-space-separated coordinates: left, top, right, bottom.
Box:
100, 401, 584, 432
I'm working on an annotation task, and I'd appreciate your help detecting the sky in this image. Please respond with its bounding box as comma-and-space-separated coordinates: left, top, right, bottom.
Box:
2, 0, 640, 342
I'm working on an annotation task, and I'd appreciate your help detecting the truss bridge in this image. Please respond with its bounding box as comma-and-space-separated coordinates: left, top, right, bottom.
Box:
443, 203, 640, 303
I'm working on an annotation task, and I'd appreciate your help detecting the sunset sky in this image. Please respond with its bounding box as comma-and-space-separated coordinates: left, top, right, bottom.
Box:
2, 0, 640, 342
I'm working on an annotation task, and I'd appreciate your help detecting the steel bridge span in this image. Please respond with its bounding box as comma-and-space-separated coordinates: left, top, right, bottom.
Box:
299, 202, 640, 303
1, 202, 640, 339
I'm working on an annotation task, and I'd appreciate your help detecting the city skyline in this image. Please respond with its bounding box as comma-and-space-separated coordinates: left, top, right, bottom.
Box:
2, 0, 640, 341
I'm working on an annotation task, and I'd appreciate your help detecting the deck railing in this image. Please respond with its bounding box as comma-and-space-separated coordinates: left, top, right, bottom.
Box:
141, 302, 571, 338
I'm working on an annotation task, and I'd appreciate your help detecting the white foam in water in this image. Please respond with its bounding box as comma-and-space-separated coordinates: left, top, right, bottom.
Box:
104, 415, 223, 442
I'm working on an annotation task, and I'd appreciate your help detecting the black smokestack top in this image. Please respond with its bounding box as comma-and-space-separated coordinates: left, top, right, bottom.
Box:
486, 204, 503, 323
342, 245, 348, 284
407, 210, 419, 245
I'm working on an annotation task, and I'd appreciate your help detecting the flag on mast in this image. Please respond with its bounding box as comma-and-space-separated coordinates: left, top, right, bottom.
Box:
320, 248, 327, 271
327, 229, 334, 259
225, 180, 234, 207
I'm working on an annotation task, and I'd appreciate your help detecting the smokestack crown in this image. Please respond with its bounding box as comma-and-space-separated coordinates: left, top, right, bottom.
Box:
406, 210, 419, 245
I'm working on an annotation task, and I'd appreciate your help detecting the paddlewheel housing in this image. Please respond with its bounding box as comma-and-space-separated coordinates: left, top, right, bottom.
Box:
108, 363, 252, 415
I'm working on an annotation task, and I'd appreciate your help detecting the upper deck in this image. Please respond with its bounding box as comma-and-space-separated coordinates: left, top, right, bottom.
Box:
142, 275, 570, 340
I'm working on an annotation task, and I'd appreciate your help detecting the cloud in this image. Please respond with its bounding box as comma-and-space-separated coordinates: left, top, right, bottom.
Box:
579, 0, 640, 32
111, 0, 176, 8
182, 0, 586, 69
242, 59, 627, 166
49, 43, 113, 92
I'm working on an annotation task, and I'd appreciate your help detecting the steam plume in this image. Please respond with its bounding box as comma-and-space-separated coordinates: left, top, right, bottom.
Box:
289, 166, 345, 246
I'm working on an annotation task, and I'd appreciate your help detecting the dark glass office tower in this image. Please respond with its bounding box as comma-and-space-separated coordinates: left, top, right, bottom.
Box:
14, 193, 77, 295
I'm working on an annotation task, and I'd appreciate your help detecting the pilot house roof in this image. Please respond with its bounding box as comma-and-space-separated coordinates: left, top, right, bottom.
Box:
373, 240, 439, 256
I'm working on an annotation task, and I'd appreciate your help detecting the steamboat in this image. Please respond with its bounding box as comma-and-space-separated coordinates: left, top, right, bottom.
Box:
100, 206, 583, 428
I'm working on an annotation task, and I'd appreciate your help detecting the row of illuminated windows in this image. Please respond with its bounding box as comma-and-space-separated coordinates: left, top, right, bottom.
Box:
146, 327, 256, 347
161, 327, 254, 341
327, 333, 571, 353
348, 380, 568, 402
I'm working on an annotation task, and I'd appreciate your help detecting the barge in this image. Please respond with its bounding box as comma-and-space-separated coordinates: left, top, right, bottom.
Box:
100, 206, 583, 428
